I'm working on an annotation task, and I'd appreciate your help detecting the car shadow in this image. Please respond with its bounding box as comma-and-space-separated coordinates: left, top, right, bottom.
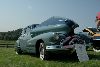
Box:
46, 53, 79, 63
25, 53, 78, 62
16, 50, 100, 62
46, 52, 100, 62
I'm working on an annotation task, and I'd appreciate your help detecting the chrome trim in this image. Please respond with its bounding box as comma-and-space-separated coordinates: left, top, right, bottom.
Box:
46, 45, 74, 51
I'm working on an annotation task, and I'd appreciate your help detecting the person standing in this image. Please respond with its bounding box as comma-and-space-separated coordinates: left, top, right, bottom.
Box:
96, 12, 100, 30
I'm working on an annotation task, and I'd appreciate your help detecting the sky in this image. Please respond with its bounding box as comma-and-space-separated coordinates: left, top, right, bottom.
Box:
0, 0, 100, 32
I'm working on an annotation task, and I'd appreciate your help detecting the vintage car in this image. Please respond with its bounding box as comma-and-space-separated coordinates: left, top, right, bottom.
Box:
83, 27, 100, 52
15, 17, 87, 60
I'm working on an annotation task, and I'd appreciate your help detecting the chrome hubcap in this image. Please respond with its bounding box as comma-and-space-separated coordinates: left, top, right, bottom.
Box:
39, 43, 45, 60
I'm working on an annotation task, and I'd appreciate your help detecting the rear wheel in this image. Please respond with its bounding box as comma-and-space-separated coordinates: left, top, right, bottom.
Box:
39, 42, 49, 60
16, 47, 22, 54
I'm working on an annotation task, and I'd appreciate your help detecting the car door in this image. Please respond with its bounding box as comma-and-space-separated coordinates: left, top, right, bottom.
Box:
25, 32, 36, 53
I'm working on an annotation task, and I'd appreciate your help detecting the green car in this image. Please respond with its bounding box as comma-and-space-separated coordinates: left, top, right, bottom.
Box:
15, 17, 86, 60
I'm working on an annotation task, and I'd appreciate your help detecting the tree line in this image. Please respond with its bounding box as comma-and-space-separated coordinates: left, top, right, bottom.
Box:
0, 28, 22, 40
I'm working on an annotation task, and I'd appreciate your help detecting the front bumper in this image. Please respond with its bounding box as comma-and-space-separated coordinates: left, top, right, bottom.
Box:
46, 45, 74, 51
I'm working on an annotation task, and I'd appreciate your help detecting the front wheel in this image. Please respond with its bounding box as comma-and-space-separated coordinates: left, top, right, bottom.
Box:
39, 43, 49, 60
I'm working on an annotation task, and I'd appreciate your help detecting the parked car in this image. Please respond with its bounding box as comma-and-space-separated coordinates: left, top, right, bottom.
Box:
83, 27, 100, 52
15, 17, 86, 60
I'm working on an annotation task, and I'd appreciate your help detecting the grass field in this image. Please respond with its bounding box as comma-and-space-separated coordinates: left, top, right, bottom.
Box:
0, 48, 100, 67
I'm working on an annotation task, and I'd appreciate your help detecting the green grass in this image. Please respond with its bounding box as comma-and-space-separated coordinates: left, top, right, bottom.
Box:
0, 48, 100, 67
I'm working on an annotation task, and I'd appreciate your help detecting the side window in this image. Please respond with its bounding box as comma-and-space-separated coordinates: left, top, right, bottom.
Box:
24, 29, 26, 34
32, 25, 36, 29
30, 32, 36, 38
26, 27, 31, 33
21, 28, 26, 35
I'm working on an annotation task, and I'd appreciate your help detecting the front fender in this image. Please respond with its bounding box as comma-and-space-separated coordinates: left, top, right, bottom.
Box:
28, 32, 55, 46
